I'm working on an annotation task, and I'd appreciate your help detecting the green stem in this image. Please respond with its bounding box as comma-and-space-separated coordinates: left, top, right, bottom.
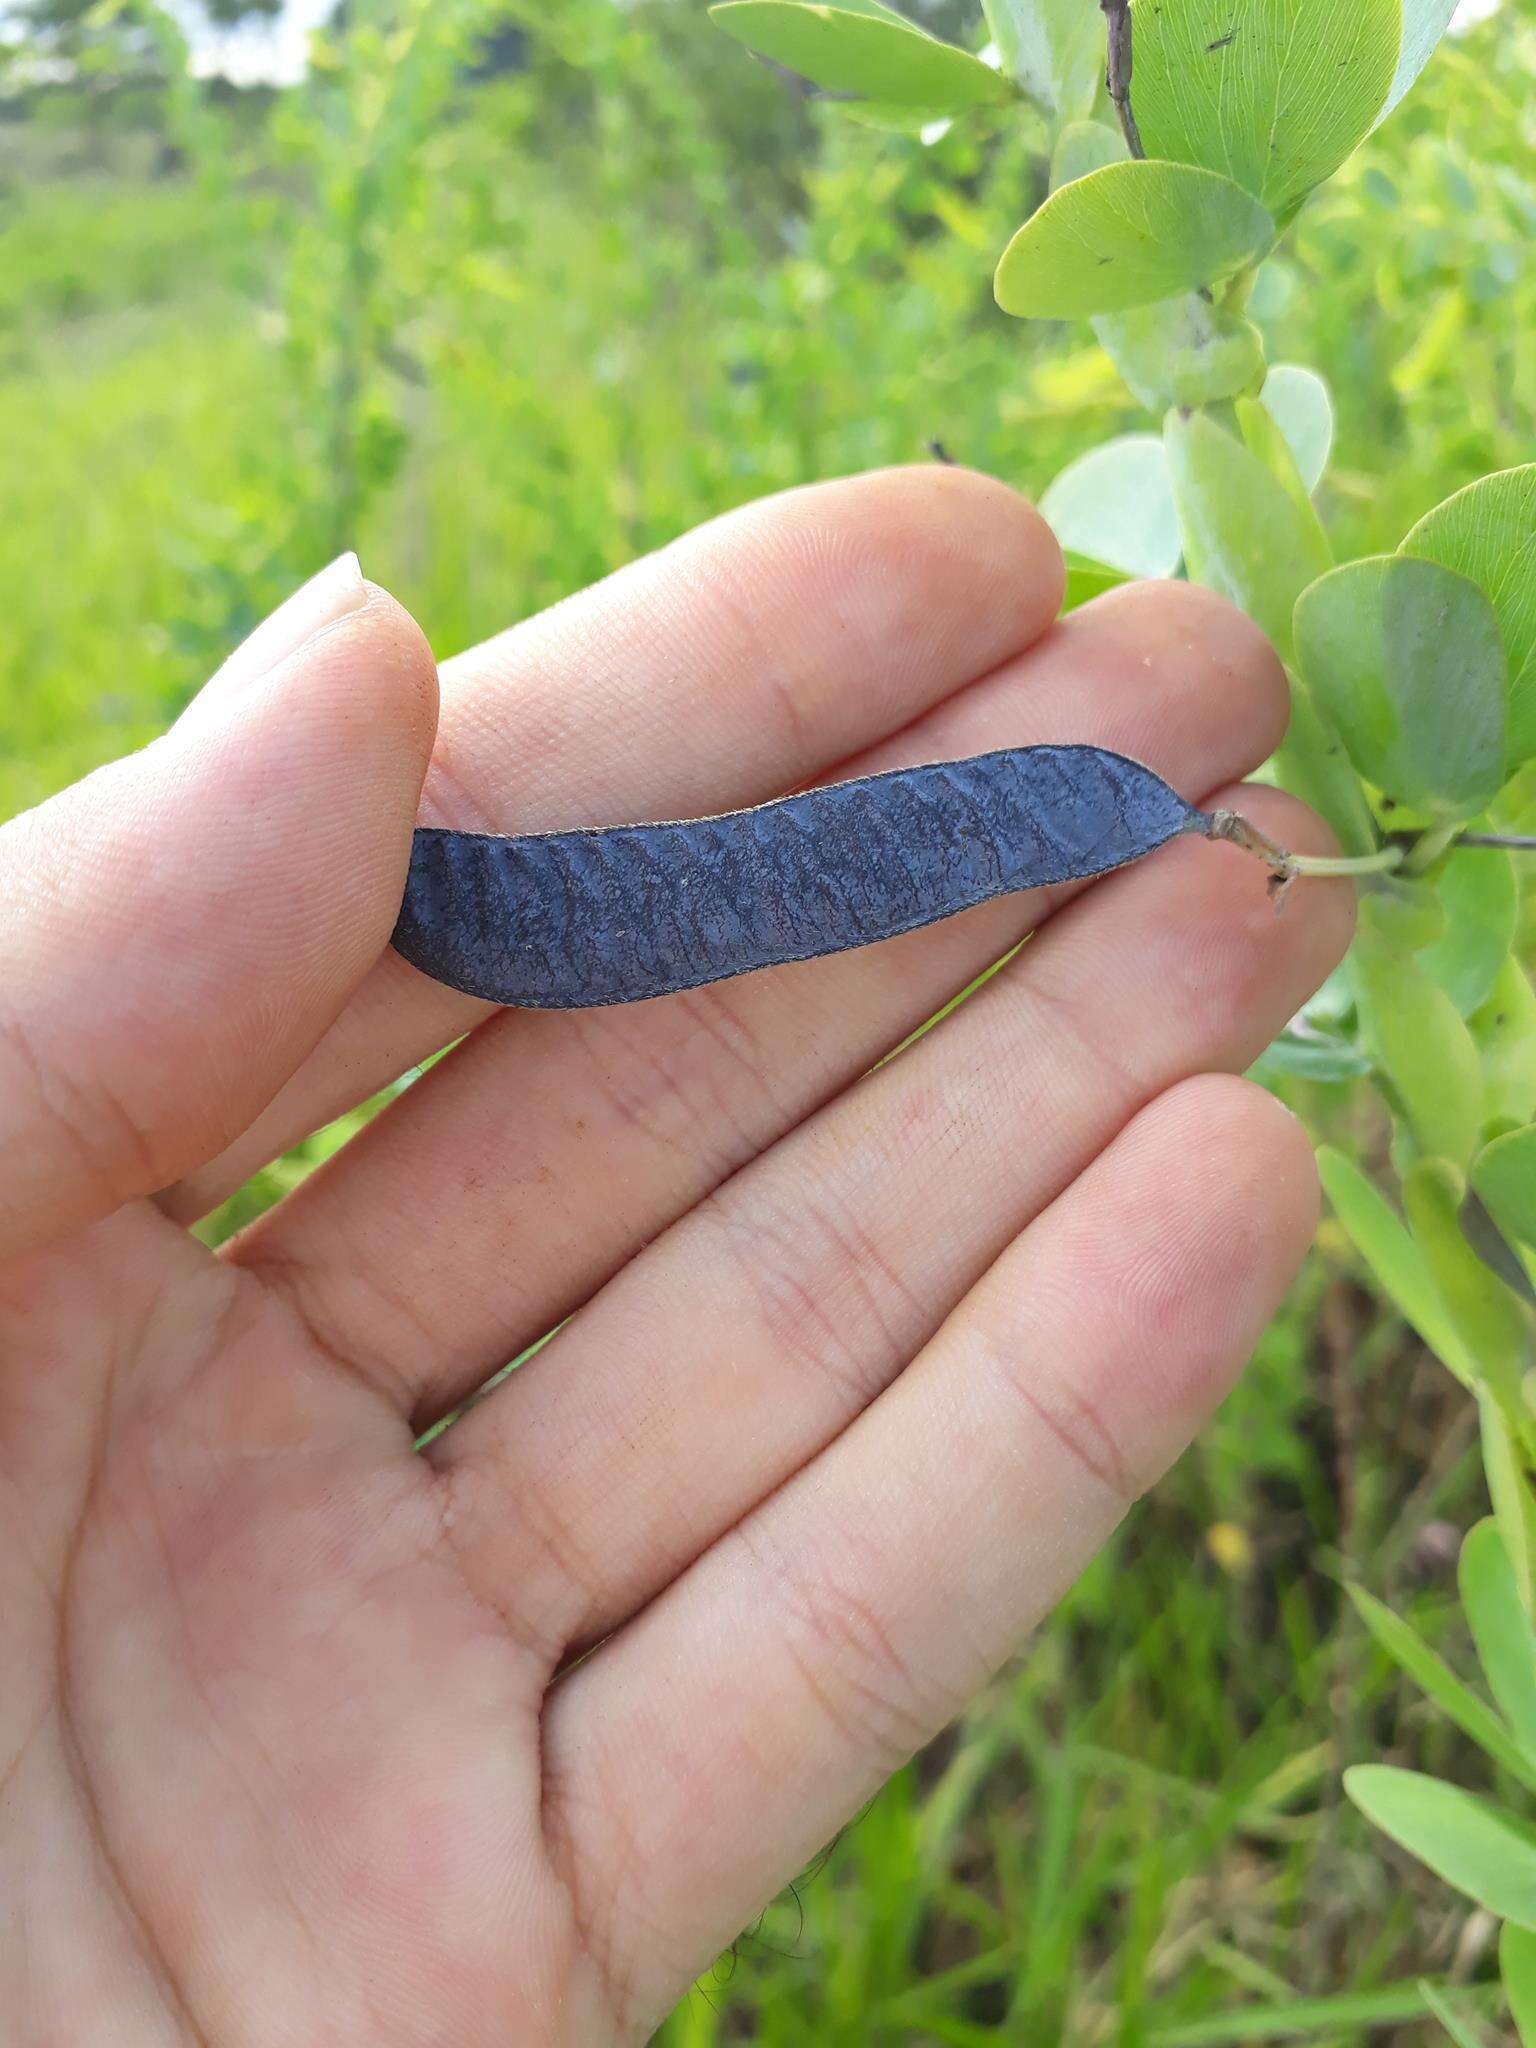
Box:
1207, 807, 1404, 889
1288, 846, 1405, 878
1403, 822, 1459, 875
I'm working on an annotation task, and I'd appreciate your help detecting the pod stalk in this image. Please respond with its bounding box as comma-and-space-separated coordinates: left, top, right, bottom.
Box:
1203, 808, 1406, 904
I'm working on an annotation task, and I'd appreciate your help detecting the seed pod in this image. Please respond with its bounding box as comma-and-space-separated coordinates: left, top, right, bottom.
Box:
392, 743, 1242, 1010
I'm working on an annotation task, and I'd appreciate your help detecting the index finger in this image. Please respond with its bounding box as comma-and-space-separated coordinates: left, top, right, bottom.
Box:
161, 465, 1064, 1222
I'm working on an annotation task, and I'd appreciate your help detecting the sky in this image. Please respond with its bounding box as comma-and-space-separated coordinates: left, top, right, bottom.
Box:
168, 0, 336, 85
173, 0, 1504, 89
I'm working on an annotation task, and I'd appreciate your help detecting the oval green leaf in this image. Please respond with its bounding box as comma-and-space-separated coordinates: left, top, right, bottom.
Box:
1317, 1146, 1474, 1382
1293, 556, 1507, 819
1353, 917, 1485, 1167
1462, 1519, 1536, 1765
1053, 129, 1266, 411
1473, 1126, 1536, 1251
1164, 406, 1328, 655
1040, 435, 1181, 581
1277, 671, 1382, 858
709, 2, 1011, 110
983, 0, 1100, 119
994, 161, 1274, 320
1403, 1160, 1528, 1407
1050, 118, 1124, 190
1344, 1766, 1536, 1928
1404, 466, 1536, 765
1131, 0, 1402, 219
832, 99, 953, 132
1423, 852, 1519, 1018
1097, 294, 1266, 410
1252, 1029, 1371, 1083
1364, 877, 1448, 956
1262, 364, 1334, 495
1474, 962, 1536, 1131
1482, 1397, 1536, 1626
1379, 0, 1460, 125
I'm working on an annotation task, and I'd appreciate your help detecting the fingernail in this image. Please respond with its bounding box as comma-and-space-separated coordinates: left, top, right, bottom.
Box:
179, 554, 368, 729
245, 552, 368, 677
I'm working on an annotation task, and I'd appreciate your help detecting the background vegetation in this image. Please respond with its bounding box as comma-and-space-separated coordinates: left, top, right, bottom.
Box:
3, 0, 1534, 2036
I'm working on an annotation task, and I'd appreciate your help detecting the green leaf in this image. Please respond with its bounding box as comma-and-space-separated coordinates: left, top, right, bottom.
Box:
1379, 0, 1460, 125
1344, 1766, 1536, 1928
1354, 918, 1484, 1165
1293, 557, 1507, 820
1040, 435, 1181, 581
1140, 1983, 1501, 2043
994, 162, 1274, 320
1473, 1128, 1536, 1252
1274, 672, 1381, 858
1060, 551, 1130, 613
1424, 854, 1520, 1019
1501, 1921, 1536, 2048
1054, 136, 1268, 412
1261, 364, 1333, 494
709, 2, 1011, 111
1050, 118, 1125, 190
804, 0, 906, 14
1364, 877, 1449, 956
1131, 0, 1401, 218
1482, 1396, 1536, 1625
1462, 1520, 1536, 1764
831, 99, 954, 132
983, 0, 1100, 119
1163, 407, 1327, 656
1317, 1146, 1475, 1382
1349, 1582, 1536, 1794
1461, 1195, 1536, 1319
1419, 1979, 1492, 2048
780, 0, 908, 17
1236, 392, 1328, 536
1251, 1029, 1371, 1083
1095, 295, 1266, 411
1404, 466, 1536, 764
1403, 1162, 1528, 1410
1473, 962, 1536, 1131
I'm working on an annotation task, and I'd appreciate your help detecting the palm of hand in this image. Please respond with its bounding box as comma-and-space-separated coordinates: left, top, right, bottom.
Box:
0, 470, 1349, 2045
9, 1218, 606, 2043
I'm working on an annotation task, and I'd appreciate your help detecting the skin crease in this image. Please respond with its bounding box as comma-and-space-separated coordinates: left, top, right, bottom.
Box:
0, 469, 1354, 2045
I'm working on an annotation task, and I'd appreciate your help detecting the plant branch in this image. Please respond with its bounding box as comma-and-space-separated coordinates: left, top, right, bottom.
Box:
1457, 831, 1536, 852
1100, 0, 1144, 159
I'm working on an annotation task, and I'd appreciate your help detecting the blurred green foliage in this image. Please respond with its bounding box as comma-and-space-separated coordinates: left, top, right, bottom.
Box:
3, 1, 1536, 2037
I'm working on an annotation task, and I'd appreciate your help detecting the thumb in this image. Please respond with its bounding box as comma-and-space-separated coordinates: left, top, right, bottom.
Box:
0, 558, 438, 1263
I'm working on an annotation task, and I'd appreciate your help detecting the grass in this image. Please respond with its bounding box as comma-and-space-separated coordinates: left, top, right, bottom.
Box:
4, 6, 1535, 2037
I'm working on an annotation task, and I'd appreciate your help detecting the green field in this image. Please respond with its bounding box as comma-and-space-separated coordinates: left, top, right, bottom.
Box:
5, 1, 1536, 2037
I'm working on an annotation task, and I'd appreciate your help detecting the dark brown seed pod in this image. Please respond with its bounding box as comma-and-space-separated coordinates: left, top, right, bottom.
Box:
391, 743, 1286, 1010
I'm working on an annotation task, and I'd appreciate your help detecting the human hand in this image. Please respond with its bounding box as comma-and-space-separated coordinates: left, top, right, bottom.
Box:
0, 468, 1352, 2044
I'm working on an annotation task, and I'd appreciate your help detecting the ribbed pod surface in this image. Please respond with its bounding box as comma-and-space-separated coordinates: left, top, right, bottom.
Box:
391, 744, 1205, 1009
